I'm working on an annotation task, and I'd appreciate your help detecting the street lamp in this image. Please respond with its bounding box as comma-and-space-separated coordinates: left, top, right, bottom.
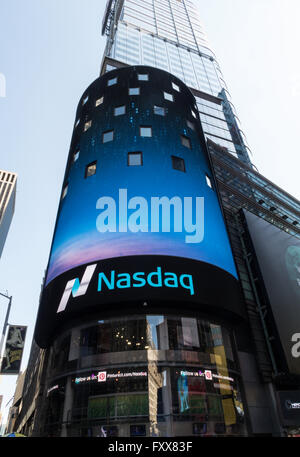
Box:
0, 292, 12, 365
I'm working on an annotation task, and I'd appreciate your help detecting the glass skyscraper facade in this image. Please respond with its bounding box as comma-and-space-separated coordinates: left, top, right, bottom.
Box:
102, 0, 251, 164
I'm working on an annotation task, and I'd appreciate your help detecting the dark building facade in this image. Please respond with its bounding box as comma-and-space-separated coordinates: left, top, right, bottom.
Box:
14, 0, 300, 437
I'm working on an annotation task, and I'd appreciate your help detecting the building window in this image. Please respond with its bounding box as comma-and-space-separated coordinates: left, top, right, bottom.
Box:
106, 64, 117, 73
164, 92, 174, 102
82, 95, 89, 105
95, 97, 104, 107
172, 156, 185, 172
107, 77, 117, 87
73, 149, 80, 162
154, 105, 166, 116
84, 120, 92, 132
140, 126, 152, 137
103, 130, 114, 143
138, 74, 149, 81
129, 87, 140, 95
85, 161, 97, 178
181, 135, 191, 149
114, 105, 126, 116
187, 120, 195, 130
62, 183, 68, 199
172, 82, 180, 92
128, 151, 143, 166
206, 174, 214, 189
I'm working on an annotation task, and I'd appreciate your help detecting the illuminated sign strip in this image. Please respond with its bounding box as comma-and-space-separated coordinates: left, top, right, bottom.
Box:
74, 370, 148, 384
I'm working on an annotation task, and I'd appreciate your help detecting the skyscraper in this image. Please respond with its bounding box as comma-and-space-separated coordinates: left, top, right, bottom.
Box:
0, 169, 17, 258
101, 0, 252, 166
14, 0, 300, 437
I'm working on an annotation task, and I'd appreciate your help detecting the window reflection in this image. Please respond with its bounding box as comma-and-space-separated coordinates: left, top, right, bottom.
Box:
80, 318, 149, 357
78, 315, 235, 371
44, 315, 245, 437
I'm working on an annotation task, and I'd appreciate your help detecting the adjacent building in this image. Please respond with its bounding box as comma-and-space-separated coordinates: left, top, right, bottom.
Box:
4, 371, 26, 435
0, 169, 17, 258
14, 0, 300, 437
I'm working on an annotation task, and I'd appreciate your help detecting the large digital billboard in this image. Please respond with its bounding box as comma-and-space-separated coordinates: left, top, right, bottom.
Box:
243, 210, 300, 375
34, 66, 243, 347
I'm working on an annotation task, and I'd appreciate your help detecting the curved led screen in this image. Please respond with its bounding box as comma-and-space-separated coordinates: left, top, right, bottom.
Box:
35, 66, 243, 347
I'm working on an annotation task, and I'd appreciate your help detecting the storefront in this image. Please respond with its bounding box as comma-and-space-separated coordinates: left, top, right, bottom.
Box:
42, 314, 246, 437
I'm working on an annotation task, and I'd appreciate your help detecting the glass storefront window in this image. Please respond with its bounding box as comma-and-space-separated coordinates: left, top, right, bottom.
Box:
43, 314, 246, 437
80, 318, 149, 356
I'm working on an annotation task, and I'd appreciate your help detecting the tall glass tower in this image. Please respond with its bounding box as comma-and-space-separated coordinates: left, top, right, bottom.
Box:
102, 0, 252, 165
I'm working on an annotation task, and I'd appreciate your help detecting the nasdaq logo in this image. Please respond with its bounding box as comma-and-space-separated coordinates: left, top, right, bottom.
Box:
57, 264, 97, 313
57, 265, 194, 313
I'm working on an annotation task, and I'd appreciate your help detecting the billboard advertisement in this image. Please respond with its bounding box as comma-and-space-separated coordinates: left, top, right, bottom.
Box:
243, 210, 300, 375
0, 325, 27, 375
35, 67, 243, 347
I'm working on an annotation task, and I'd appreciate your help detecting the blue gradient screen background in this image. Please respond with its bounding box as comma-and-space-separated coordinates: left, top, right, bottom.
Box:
45, 71, 238, 287
45, 141, 238, 286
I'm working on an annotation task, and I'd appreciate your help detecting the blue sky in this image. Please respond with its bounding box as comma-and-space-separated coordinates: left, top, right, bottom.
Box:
0, 0, 299, 427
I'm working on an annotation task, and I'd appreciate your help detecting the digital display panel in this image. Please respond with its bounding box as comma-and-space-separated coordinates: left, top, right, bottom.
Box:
35, 67, 243, 347
243, 210, 300, 375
